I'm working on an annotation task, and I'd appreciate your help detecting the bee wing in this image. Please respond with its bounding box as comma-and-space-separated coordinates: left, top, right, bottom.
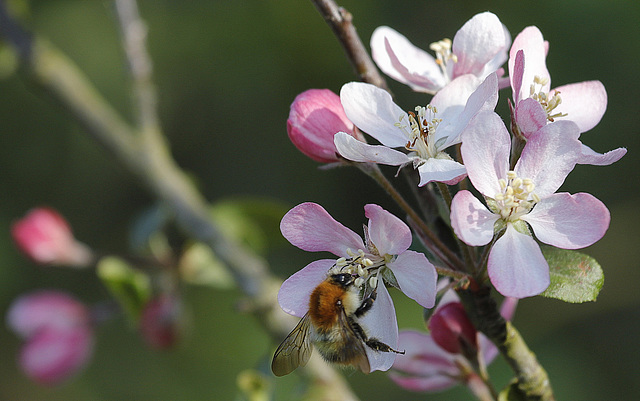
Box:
271, 314, 313, 376
336, 309, 371, 374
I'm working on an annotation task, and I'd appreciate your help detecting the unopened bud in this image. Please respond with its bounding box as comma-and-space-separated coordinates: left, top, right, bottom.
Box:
140, 295, 181, 349
428, 302, 478, 356
11, 208, 93, 267
287, 89, 361, 163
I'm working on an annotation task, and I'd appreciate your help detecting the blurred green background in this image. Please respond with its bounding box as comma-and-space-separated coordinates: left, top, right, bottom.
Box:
0, 0, 638, 400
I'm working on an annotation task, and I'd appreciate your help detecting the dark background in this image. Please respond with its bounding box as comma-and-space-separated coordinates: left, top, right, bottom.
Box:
0, 1, 638, 400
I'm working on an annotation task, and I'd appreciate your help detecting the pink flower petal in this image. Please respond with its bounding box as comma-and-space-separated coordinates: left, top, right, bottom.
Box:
390, 330, 458, 392
7, 291, 89, 339
364, 204, 412, 256
515, 98, 547, 138
509, 26, 550, 102
552, 81, 606, 134
360, 282, 398, 372
277, 259, 335, 317
20, 325, 94, 386
450, 190, 498, 246
387, 250, 437, 308
370, 26, 444, 93
523, 192, 610, 249
452, 12, 509, 79
488, 224, 550, 298
461, 111, 510, 197
278, 259, 336, 317
511, 50, 525, 103
334, 132, 410, 165
340, 82, 409, 148
515, 120, 581, 197
280, 202, 365, 256
578, 144, 627, 166
416, 158, 467, 187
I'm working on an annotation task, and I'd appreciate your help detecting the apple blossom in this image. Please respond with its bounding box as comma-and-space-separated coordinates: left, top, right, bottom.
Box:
11, 207, 94, 267
277, 202, 437, 372
389, 292, 517, 393
286, 88, 362, 163
334, 73, 498, 186
371, 12, 510, 94
6, 291, 94, 385
508, 26, 626, 166
450, 111, 611, 298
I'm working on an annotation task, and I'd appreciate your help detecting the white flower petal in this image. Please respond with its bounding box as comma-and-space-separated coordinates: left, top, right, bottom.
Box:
523, 193, 610, 249
515, 120, 581, 197
360, 283, 398, 372
578, 144, 627, 166
450, 190, 498, 246
371, 26, 445, 93
340, 82, 409, 148
387, 251, 437, 308
452, 12, 509, 79
416, 158, 467, 186
461, 111, 510, 196
488, 224, 550, 298
364, 204, 412, 256
334, 132, 410, 165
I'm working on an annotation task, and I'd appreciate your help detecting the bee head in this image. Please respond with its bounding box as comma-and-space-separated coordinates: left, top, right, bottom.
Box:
329, 273, 355, 288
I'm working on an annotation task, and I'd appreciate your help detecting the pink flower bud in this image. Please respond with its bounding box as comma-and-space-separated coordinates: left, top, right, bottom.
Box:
19, 325, 94, 386
428, 302, 478, 356
7, 291, 90, 338
140, 296, 181, 349
6, 291, 94, 385
287, 89, 361, 163
11, 207, 93, 267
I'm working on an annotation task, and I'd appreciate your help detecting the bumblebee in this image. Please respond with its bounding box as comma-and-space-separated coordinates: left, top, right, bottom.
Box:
271, 272, 403, 376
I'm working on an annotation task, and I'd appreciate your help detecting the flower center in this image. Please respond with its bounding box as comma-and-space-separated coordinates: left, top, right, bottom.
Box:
329, 248, 388, 290
395, 105, 442, 161
430, 38, 457, 80
493, 171, 540, 221
529, 75, 567, 122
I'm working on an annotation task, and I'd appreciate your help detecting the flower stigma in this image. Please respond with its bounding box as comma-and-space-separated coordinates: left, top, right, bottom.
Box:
492, 171, 540, 221
529, 75, 567, 122
395, 105, 442, 162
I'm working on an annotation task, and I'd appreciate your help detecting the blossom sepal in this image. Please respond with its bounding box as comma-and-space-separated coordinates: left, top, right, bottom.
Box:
538, 246, 604, 303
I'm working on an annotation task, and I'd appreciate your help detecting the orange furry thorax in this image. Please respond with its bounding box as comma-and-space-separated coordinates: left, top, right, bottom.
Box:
308, 280, 345, 330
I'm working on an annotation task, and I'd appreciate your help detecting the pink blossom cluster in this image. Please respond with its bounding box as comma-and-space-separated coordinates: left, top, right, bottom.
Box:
282, 10, 625, 391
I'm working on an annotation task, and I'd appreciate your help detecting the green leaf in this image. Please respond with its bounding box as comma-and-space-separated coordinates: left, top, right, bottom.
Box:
209, 197, 289, 256
97, 256, 151, 324
539, 246, 604, 303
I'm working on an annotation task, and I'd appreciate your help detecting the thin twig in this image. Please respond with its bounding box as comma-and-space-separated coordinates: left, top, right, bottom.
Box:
311, 0, 390, 92
0, 2, 360, 398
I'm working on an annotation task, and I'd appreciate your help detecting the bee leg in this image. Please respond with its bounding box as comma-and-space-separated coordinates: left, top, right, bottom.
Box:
364, 338, 405, 355
349, 317, 404, 355
354, 290, 377, 318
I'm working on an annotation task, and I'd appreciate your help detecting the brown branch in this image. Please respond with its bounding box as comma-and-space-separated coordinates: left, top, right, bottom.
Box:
311, 0, 390, 92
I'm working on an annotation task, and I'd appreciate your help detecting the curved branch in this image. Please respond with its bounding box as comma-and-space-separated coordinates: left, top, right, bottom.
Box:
0, 2, 359, 398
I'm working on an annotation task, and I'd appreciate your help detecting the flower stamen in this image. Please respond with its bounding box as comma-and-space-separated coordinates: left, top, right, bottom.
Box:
429, 38, 457, 80
493, 171, 539, 221
529, 75, 567, 122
